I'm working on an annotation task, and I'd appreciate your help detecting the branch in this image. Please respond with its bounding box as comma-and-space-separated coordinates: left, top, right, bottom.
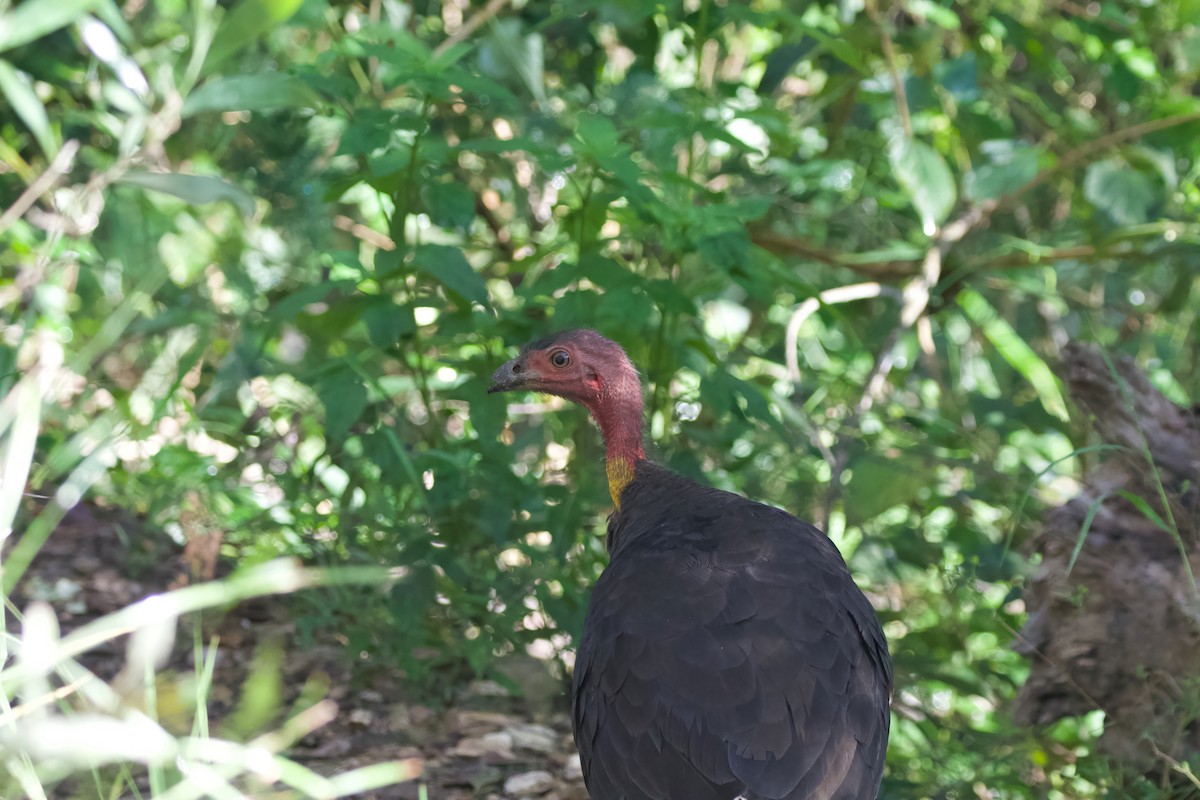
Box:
866, 0, 911, 137
333, 214, 396, 251
785, 282, 899, 382
0, 140, 80, 236
433, 0, 512, 58
754, 111, 1200, 282
1005, 110, 1200, 209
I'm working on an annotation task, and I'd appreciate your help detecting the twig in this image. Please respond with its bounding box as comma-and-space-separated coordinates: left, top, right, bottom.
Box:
785, 282, 898, 382
333, 214, 396, 251
433, 0, 512, 58
856, 202, 987, 415
0, 140, 80, 236
1006, 110, 1200, 208
755, 112, 1200, 283
1152, 743, 1200, 789
866, 0, 911, 137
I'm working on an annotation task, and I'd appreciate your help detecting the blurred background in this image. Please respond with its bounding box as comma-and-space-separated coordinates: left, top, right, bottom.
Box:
1, 0, 1199, 797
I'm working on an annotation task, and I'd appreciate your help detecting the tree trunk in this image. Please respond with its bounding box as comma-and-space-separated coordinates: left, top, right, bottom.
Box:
1014, 342, 1200, 771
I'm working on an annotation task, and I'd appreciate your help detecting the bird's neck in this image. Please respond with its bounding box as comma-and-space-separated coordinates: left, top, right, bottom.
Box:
587, 372, 645, 509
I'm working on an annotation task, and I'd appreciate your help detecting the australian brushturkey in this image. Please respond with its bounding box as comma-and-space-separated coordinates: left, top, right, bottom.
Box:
490, 329, 892, 800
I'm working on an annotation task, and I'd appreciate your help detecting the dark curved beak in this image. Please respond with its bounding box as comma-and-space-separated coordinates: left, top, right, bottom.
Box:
488, 358, 531, 394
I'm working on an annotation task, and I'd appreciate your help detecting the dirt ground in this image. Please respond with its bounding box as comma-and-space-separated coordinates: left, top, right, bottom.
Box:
8, 500, 588, 800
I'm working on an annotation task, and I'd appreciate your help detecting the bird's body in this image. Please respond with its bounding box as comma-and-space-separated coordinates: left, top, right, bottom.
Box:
575, 462, 890, 800
490, 330, 891, 800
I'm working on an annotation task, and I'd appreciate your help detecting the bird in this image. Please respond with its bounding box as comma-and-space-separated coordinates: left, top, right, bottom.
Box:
489, 328, 892, 800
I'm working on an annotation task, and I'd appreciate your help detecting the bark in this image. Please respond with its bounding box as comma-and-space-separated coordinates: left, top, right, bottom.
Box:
1014, 343, 1200, 769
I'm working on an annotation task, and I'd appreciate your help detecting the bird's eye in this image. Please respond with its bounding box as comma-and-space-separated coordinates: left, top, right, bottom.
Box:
551, 350, 571, 368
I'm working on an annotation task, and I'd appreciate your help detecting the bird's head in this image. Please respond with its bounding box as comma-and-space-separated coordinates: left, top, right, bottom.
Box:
490, 328, 646, 505
488, 328, 632, 407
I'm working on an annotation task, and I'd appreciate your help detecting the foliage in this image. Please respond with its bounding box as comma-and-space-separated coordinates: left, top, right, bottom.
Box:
2, 0, 1199, 796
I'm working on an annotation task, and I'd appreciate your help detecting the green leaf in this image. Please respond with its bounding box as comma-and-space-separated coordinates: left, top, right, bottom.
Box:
201, 0, 304, 74
844, 455, 927, 526
1114, 490, 1176, 536
224, 643, 284, 739
1067, 492, 1113, 576
1083, 159, 1158, 226
0, 59, 56, 158
1114, 39, 1158, 81
363, 300, 416, 349
0, 0, 98, 52
906, 0, 960, 29
182, 73, 318, 117
267, 281, 357, 322
697, 230, 750, 272
421, 181, 476, 231
477, 18, 545, 104
957, 288, 1069, 421
319, 377, 368, 442
117, 171, 256, 216
412, 245, 488, 308
888, 137, 956, 234
964, 141, 1040, 201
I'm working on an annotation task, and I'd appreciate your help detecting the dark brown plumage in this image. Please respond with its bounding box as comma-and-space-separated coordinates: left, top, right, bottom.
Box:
490, 329, 892, 800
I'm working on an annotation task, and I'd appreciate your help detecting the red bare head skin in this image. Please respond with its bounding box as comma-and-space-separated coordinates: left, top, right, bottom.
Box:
490, 329, 646, 472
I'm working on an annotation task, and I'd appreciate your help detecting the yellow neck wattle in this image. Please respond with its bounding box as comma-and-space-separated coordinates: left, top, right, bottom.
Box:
606, 457, 636, 509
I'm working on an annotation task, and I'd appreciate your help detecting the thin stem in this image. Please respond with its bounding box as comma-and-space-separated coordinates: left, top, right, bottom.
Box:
866, 0, 911, 138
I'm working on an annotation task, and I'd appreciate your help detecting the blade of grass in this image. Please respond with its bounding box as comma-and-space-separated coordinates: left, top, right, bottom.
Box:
0, 0, 99, 52
0, 561, 390, 688
1002, 444, 1127, 559
5, 757, 49, 800
3, 437, 115, 594
957, 288, 1069, 421
0, 59, 57, 158
1095, 347, 1198, 599
1115, 490, 1175, 535
326, 760, 424, 796
192, 632, 219, 739
0, 375, 42, 545
1067, 491, 1114, 577
144, 652, 165, 795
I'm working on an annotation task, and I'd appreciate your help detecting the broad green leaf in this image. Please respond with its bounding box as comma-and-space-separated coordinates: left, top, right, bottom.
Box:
964, 142, 1040, 201
182, 73, 318, 117
319, 377, 368, 442
412, 245, 488, 308
1083, 159, 1158, 226
0, 0, 98, 52
0, 59, 56, 158
844, 455, 927, 526
697, 230, 750, 272
478, 18, 545, 104
267, 280, 358, 322
957, 288, 1069, 421
935, 53, 979, 102
1114, 39, 1158, 80
888, 137, 956, 234
421, 181, 476, 231
201, 0, 304, 74
117, 171, 256, 216
364, 300, 416, 349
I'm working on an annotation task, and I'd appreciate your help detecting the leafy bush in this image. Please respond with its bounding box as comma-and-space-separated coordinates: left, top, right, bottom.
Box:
2, 0, 1199, 795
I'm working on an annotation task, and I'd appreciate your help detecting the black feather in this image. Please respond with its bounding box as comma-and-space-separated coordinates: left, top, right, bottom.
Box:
572, 462, 891, 800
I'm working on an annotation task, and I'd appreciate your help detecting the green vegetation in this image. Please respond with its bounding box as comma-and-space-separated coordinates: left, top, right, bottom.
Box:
1, 0, 1198, 796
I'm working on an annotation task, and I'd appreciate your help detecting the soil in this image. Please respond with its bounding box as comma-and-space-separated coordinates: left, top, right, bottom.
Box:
6, 500, 589, 800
